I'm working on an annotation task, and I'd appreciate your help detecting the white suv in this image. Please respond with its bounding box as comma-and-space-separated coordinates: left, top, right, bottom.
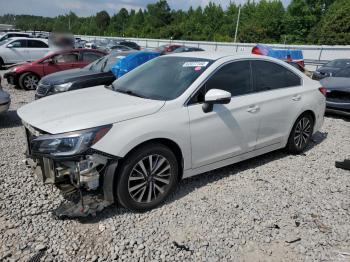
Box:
18, 53, 326, 213
0, 37, 50, 67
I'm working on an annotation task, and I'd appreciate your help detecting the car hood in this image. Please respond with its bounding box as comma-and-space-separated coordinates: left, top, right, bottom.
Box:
0, 89, 10, 103
41, 68, 100, 85
320, 77, 350, 91
18, 85, 165, 134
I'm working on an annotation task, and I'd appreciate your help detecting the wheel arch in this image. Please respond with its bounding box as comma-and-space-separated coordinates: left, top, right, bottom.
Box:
120, 138, 184, 181
19, 71, 41, 89
302, 110, 316, 124
19, 71, 41, 80
284, 109, 317, 147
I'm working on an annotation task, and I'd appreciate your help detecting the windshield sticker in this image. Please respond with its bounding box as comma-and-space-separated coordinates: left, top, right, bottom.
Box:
194, 66, 202, 71
183, 61, 209, 67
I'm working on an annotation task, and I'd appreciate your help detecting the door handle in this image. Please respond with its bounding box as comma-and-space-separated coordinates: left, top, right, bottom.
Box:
247, 105, 260, 113
292, 95, 302, 101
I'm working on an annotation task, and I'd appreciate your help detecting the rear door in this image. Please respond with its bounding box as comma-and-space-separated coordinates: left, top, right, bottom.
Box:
5, 39, 29, 63
43, 52, 79, 76
187, 60, 261, 168
250, 60, 303, 149
27, 40, 49, 61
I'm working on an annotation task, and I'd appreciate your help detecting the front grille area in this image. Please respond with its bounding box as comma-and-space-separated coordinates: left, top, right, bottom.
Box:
36, 84, 50, 96
327, 90, 350, 103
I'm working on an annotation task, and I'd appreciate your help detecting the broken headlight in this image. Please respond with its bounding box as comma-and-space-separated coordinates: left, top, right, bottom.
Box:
31, 125, 111, 157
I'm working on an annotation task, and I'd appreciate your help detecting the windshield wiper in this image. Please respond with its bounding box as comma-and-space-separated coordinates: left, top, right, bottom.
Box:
116, 89, 146, 98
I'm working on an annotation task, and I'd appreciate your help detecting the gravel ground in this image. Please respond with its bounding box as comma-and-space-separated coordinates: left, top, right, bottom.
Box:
0, 74, 349, 262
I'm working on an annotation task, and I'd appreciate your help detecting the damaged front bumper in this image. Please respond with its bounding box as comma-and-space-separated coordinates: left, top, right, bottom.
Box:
24, 125, 120, 218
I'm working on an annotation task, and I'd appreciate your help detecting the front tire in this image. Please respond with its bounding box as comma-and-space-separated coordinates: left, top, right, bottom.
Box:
19, 73, 40, 90
116, 143, 179, 212
286, 113, 314, 154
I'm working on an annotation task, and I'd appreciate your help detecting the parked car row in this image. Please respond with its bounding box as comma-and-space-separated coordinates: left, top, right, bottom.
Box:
35, 50, 136, 99
4, 48, 106, 90
154, 44, 204, 55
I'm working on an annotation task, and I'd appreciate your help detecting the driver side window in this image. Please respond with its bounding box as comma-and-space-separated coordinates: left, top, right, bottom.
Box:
9, 40, 27, 48
53, 53, 79, 63
190, 61, 252, 104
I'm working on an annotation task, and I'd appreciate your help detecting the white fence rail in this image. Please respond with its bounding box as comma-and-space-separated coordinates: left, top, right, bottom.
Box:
77, 35, 350, 70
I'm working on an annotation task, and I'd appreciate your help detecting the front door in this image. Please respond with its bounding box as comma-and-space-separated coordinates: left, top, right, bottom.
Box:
43, 52, 79, 76
187, 60, 261, 168
6, 39, 29, 63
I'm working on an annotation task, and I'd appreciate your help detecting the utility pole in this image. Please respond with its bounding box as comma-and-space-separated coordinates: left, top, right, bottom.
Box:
234, 5, 241, 43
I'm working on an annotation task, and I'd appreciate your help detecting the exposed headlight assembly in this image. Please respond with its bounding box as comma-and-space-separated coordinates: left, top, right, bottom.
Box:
52, 82, 73, 93
31, 125, 111, 157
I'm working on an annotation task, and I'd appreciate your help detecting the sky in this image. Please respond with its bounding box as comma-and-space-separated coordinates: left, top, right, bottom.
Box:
0, 0, 291, 17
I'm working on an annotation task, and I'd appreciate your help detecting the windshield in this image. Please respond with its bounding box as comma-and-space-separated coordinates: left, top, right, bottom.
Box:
112, 56, 213, 100
85, 53, 124, 72
325, 59, 350, 68
0, 38, 11, 46
334, 67, 350, 77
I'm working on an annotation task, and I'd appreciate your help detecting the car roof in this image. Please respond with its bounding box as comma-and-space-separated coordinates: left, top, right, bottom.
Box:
6, 37, 48, 42
4, 32, 29, 35
49, 48, 106, 56
166, 51, 266, 61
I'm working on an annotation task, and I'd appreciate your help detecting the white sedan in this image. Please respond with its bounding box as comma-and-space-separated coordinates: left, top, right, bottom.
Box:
0, 37, 50, 67
18, 52, 326, 214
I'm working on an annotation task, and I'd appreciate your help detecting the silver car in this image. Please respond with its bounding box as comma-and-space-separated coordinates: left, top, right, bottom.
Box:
0, 77, 10, 114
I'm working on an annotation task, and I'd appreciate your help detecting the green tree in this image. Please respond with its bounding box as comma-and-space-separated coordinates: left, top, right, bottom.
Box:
284, 0, 316, 43
96, 10, 110, 33
317, 0, 350, 44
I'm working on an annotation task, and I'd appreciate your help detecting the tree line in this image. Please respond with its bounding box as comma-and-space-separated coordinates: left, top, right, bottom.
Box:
0, 0, 349, 45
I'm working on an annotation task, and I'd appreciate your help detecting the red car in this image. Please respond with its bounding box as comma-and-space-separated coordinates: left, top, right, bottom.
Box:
154, 44, 182, 55
4, 49, 106, 90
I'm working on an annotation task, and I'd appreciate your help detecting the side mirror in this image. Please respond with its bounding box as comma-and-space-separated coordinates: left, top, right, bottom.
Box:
47, 58, 55, 64
7, 44, 14, 48
202, 89, 231, 113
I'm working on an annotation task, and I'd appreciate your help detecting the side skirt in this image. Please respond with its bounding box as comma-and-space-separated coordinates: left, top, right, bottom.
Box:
182, 142, 283, 179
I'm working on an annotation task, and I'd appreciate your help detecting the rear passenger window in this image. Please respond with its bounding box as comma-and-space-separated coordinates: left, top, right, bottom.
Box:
28, 40, 48, 48
83, 52, 104, 62
252, 60, 301, 92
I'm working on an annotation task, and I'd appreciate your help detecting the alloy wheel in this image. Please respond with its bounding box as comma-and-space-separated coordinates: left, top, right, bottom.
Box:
23, 75, 39, 90
128, 154, 172, 203
294, 117, 311, 149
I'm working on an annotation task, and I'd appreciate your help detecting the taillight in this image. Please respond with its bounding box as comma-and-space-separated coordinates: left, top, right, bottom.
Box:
319, 87, 327, 96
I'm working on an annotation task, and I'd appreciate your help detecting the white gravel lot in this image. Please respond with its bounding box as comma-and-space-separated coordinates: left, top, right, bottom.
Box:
0, 74, 349, 262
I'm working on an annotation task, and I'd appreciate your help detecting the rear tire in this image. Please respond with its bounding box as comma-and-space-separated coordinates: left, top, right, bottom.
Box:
116, 143, 179, 212
286, 113, 314, 154
19, 73, 40, 90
